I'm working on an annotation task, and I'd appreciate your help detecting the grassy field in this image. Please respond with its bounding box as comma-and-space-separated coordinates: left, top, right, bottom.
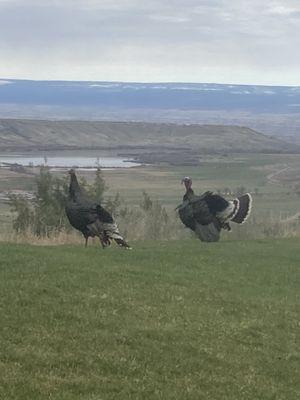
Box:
2, 153, 300, 204
0, 239, 299, 399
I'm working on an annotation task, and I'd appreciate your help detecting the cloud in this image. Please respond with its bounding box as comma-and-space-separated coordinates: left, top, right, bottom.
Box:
0, 0, 299, 84
149, 15, 190, 23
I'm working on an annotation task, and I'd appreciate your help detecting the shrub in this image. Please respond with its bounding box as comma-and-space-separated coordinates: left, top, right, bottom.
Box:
9, 167, 108, 237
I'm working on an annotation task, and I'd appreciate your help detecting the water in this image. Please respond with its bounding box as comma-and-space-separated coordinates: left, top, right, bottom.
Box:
0, 155, 140, 169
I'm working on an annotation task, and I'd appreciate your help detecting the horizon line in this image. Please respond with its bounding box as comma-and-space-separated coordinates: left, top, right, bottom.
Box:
1, 77, 300, 88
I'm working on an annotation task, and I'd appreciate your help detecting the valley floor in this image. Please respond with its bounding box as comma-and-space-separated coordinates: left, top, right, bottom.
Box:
2, 152, 300, 241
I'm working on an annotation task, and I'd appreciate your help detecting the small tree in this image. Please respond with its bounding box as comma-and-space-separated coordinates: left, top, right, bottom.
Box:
9, 167, 110, 237
140, 190, 153, 211
105, 192, 122, 215
139, 191, 171, 240
86, 168, 108, 202
9, 194, 33, 233
32, 166, 70, 236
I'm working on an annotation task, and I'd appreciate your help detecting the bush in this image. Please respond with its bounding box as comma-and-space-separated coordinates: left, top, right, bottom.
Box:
9, 167, 108, 237
9, 195, 34, 234
8, 168, 183, 241
11, 169, 297, 243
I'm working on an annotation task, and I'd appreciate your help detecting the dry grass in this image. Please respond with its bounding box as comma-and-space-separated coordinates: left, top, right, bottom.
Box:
0, 230, 83, 246
1, 213, 300, 247
1, 152, 300, 245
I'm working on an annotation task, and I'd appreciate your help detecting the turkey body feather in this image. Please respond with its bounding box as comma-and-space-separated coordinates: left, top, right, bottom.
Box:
65, 170, 130, 249
65, 201, 113, 229
179, 196, 212, 227
178, 178, 252, 242
178, 194, 222, 242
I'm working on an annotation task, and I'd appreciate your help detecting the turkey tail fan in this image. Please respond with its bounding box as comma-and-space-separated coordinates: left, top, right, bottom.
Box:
114, 237, 132, 249
87, 220, 131, 249
104, 223, 132, 249
231, 193, 252, 224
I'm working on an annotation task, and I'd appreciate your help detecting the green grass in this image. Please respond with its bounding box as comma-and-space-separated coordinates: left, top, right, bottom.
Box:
0, 239, 299, 399
104, 153, 300, 210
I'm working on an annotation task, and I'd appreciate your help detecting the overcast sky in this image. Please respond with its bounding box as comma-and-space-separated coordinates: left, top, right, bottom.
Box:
0, 0, 299, 85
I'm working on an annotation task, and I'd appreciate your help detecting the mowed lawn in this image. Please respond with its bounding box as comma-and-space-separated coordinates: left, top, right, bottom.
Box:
0, 239, 299, 400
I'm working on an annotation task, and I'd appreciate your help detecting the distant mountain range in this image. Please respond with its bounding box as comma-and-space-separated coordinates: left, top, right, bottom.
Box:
1, 79, 300, 112
0, 79, 300, 142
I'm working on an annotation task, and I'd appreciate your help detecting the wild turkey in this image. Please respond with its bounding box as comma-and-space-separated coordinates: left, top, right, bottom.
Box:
177, 177, 252, 242
65, 169, 131, 249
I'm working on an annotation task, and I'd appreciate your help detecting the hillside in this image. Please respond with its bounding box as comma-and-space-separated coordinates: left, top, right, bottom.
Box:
0, 239, 299, 399
0, 118, 296, 154
1, 79, 300, 143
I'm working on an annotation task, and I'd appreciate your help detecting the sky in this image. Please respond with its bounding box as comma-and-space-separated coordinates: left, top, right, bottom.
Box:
0, 0, 299, 85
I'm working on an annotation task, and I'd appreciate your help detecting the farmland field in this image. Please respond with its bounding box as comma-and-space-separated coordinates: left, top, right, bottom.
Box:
0, 239, 299, 399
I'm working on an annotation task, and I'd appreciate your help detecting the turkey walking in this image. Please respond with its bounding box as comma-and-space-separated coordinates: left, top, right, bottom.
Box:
65, 169, 131, 249
177, 177, 252, 242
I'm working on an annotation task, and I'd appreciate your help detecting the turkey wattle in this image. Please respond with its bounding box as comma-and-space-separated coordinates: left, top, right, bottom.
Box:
177, 177, 252, 242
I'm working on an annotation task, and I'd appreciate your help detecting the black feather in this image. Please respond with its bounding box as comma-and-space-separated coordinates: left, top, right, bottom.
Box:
178, 180, 252, 242
65, 170, 130, 249
201, 192, 229, 213
178, 188, 221, 242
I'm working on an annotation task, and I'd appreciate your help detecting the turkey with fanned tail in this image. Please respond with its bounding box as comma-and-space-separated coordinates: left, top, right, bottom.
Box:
65, 169, 131, 249
177, 177, 252, 242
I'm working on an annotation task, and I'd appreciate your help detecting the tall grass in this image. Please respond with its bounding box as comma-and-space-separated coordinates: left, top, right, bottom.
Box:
4, 166, 300, 245
1, 210, 300, 246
